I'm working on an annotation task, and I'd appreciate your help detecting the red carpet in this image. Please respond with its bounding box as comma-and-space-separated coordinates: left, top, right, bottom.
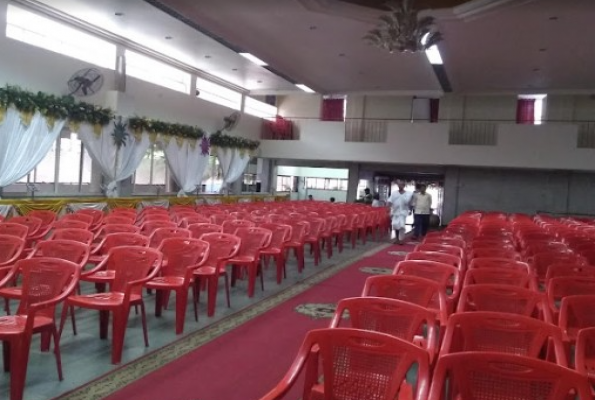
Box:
99, 243, 414, 400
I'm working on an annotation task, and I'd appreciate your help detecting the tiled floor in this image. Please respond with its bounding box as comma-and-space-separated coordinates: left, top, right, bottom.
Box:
2, 240, 381, 400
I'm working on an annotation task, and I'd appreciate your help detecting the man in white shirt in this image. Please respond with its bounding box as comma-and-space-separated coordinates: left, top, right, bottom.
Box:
411, 184, 432, 240
387, 181, 412, 245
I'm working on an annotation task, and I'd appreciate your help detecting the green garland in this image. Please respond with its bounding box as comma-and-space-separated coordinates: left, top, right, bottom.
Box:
209, 131, 260, 151
0, 85, 113, 126
128, 116, 205, 140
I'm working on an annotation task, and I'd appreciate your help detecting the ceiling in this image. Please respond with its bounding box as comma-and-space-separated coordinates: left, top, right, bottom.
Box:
29, 0, 595, 95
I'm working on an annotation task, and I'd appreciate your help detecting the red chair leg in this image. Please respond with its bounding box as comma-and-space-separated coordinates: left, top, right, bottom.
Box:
111, 309, 130, 365
9, 336, 32, 400
206, 276, 218, 317
247, 263, 257, 298
175, 288, 188, 335
139, 301, 149, 347
223, 274, 231, 308
51, 325, 63, 381
275, 254, 285, 284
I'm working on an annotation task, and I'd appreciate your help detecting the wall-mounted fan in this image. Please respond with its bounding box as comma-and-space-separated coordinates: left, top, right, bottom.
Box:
67, 68, 104, 97
223, 111, 241, 131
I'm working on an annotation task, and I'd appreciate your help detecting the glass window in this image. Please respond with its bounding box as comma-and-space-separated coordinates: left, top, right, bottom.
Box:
6, 5, 116, 70
244, 97, 278, 120
196, 77, 242, 110
339, 179, 348, 191
58, 133, 91, 184
276, 176, 293, 192
126, 50, 191, 94
133, 145, 168, 188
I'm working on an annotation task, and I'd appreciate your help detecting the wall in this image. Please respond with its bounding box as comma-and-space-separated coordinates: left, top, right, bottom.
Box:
442, 167, 595, 223
260, 120, 595, 171
276, 166, 348, 179
277, 94, 322, 119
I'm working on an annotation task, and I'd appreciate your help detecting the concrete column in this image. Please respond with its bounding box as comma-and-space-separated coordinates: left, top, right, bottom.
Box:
118, 177, 134, 197
257, 158, 273, 193
442, 167, 460, 224
346, 163, 360, 203
230, 179, 243, 195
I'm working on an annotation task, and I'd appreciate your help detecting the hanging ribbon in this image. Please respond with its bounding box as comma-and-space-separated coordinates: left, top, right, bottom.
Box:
132, 129, 143, 142
93, 123, 103, 137
175, 136, 184, 148
69, 121, 81, 132
20, 111, 34, 127
0, 107, 5, 124
46, 115, 56, 130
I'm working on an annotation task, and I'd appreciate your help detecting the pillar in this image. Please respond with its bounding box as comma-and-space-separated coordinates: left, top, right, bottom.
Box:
347, 163, 360, 203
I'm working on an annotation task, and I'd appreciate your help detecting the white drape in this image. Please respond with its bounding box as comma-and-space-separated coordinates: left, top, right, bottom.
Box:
0, 107, 65, 188
217, 148, 251, 193
67, 203, 108, 212
160, 138, 210, 197
140, 200, 169, 209
79, 123, 151, 198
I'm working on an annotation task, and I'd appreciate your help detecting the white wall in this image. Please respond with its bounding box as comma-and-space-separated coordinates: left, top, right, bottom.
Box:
276, 166, 348, 179
278, 94, 322, 119
260, 120, 595, 171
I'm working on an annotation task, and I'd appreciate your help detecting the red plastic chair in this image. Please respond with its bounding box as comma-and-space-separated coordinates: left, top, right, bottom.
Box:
304, 218, 325, 266
405, 251, 463, 271
47, 228, 94, 245
60, 246, 162, 364
140, 220, 177, 236
457, 284, 552, 322
559, 295, 595, 344
423, 236, 466, 249
0, 258, 80, 400
103, 215, 135, 225
27, 210, 56, 240
463, 267, 535, 289
257, 328, 430, 400
148, 227, 191, 248
60, 213, 93, 227
222, 219, 255, 234
415, 243, 464, 259
192, 233, 241, 317
575, 327, 595, 383
0, 235, 25, 280
210, 213, 230, 225
547, 277, 595, 323
284, 221, 309, 273
145, 238, 209, 334
110, 208, 137, 218
51, 219, 90, 231
330, 297, 438, 362
468, 257, 532, 273
187, 223, 222, 239
75, 209, 104, 230
440, 311, 566, 365
468, 248, 521, 261
228, 227, 272, 298
362, 275, 449, 326
9, 216, 42, 246
545, 263, 595, 283
0, 223, 28, 240
260, 223, 292, 284
89, 232, 149, 264
428, 352, 591, 400
394, 260, 461, 312
179, 215, 210, 228
531, 252, 587, 284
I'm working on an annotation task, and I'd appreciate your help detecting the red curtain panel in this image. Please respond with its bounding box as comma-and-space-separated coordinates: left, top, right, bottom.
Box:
516, 98, 535, 124
321, 98, 345, 121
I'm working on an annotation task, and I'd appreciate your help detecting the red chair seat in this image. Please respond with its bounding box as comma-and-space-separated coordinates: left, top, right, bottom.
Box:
146, 276, 185, 288
67, 292, 142, 309
229, 255, 257, 263
84, 270, 115, 282
88, 255, 106, 264
0, 315, 54, 335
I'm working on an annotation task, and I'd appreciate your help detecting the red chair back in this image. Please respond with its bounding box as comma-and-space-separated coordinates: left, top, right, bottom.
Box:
52, 219, 90, 230
61, 213, 93, 226
28, 210, 57, 227
10, 216, 42, 237
0, 234, 25, 265
464, 267, 534, 288
31, 239, 90, 268
48, 228, 94, 245
104, 215, 135, 225
179, 215, 210, 228
188, 223, 223, 239
98, 224, 141, 237
0, 222, 29, 239
199, 233, 241, 268
140, 221, 177, 236
405, 251, 463, 270
441, 311, 566, 364
15, 257, 80, 320
98, 233, 150, 255
106, 246, 162, 294
260, 223, 291, 250
233, 227, 272, 257
158, 237, 209, 277
210, 213, 229, 225
428, 352, 591, 400
469, 257, 531, 273
149, 227, 191, 248
415, 243, 464, 258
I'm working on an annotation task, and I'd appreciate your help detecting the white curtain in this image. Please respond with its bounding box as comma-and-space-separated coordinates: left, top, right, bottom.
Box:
140, 200, 169, 209
0, 107, 65, 188
79, 123, 151, 198
0, 205, 14, 218
67, 202, 108, 212
160, 138, 209, 197
217, 147, 251, 193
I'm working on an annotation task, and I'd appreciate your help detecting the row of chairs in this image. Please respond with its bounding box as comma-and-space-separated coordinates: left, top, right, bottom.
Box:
259, 211, 595, 400
0, 201, 384, 400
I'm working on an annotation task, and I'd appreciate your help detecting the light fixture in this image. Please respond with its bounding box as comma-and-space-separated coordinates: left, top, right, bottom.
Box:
364, 0, 442, 53
239, 53, 268, 66
205, 55, 212, 59
421, 33, 443, 65
165, 36, 173, 40
296, 84, 315, 93
114, 12, 124, 16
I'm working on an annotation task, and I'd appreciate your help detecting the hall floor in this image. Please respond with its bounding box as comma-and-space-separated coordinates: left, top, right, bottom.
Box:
4, 240, 380, 400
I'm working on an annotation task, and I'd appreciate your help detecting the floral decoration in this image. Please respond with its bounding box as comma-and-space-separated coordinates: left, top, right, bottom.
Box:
209, 131, 259, 151
128, 116, 205, 140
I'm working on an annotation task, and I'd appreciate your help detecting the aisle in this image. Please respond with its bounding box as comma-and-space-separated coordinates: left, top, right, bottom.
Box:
58, 242, 415, 400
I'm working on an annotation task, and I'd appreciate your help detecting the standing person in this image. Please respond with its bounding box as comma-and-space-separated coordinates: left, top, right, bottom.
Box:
308, 195, 314, 201
363, 188, 373, 205
411, 184, 432, 240
387, 181, 412, 245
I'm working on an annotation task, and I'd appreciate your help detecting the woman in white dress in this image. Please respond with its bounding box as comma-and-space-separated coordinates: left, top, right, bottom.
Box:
387, 181, 412, 244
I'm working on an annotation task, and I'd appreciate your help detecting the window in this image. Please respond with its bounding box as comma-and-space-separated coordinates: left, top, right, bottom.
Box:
58, 132, 92, 184
305, 178, 348, 190
133, 145, 168, 191
321, 97, 346, 122
517, 95, 547, 125
6, 5, 116, 69
244, 97, 278, 120
126, 50, 191, 93
276, 176, 294, 192
196, 77, 242, 110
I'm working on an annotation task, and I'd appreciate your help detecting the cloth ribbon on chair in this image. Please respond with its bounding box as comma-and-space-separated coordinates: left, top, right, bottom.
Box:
79, 123, 151, 198
0, 107, 65, 192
